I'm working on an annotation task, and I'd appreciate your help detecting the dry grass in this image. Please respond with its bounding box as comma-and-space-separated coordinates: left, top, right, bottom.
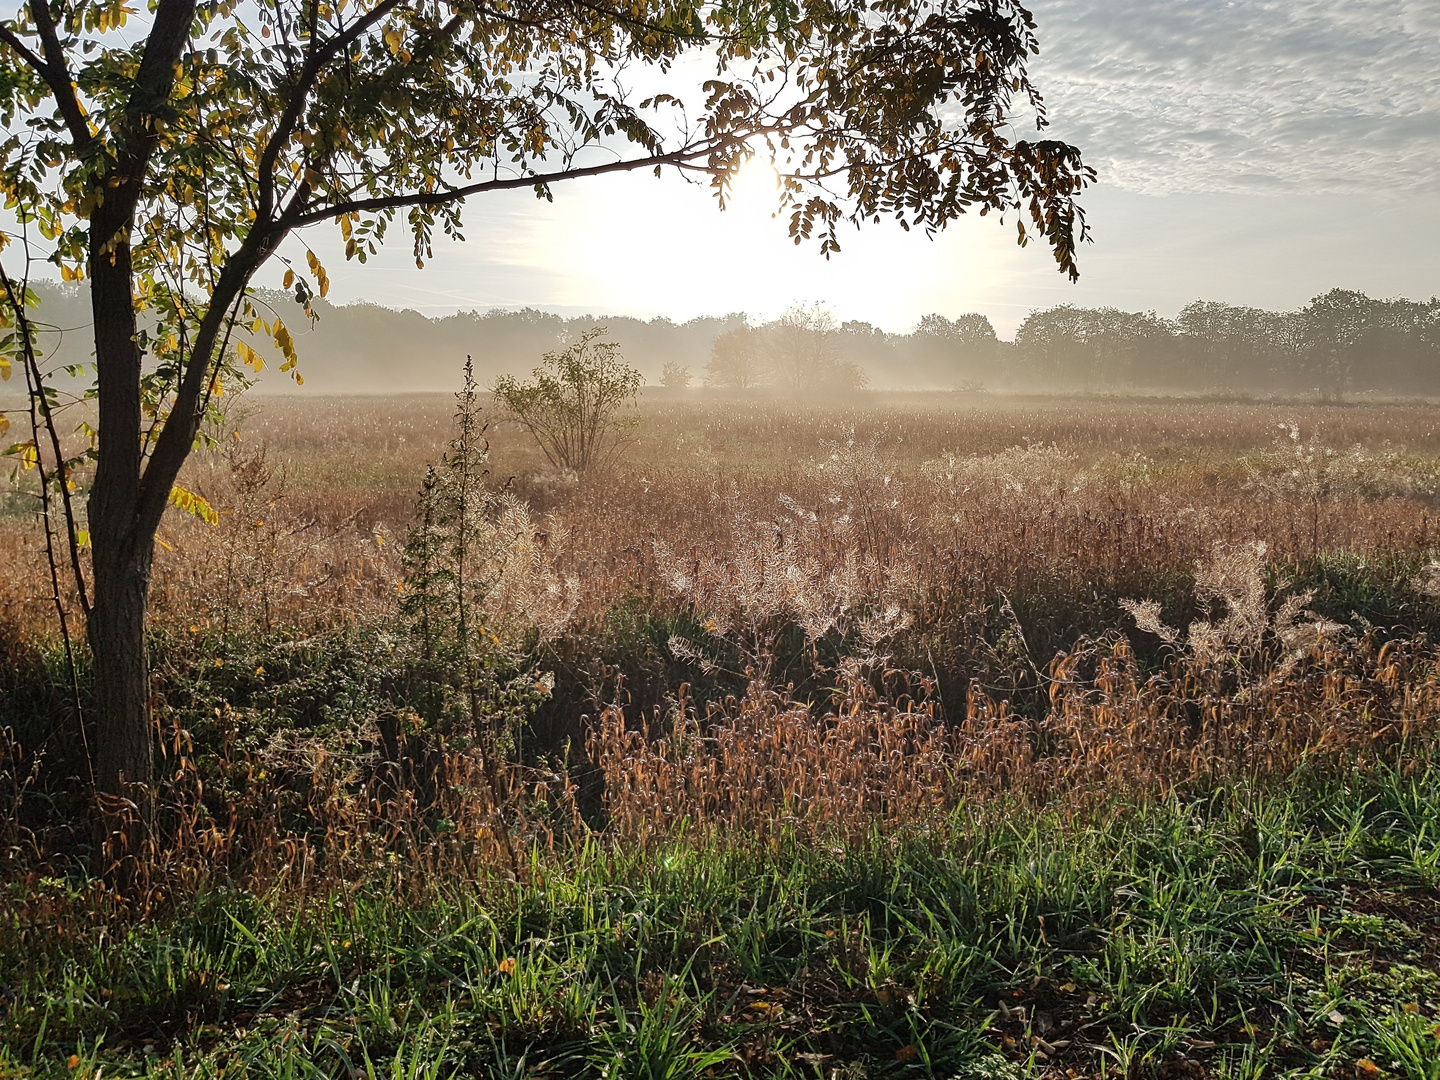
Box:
4, 391, 1440, 873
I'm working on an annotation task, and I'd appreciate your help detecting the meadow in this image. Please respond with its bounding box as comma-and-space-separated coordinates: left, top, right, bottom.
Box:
2, 391, 1440, 1079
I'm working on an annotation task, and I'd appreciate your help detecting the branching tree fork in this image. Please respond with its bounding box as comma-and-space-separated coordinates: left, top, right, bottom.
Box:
0, 0, 1092, 803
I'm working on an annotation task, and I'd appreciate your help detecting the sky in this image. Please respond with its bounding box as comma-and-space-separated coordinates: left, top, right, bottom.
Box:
266, 0, 1440, 337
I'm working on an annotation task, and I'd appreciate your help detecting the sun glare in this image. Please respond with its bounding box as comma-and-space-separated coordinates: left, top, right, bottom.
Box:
536, 147, 1004, 328
726, 155, 781, 212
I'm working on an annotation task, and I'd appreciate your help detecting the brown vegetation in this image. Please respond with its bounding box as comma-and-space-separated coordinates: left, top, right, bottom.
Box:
4, 393, 1439, 879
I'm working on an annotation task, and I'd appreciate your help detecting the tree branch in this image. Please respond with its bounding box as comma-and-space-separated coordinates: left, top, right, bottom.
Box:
0, 16, 92, 147
292, 137, 751, 226
256, 0, 409, 222
29, 1, 96, 146
0, 261, 92, 617
0, 24, 46, 77
123, 0, 196, 136
133, 194, 303, 538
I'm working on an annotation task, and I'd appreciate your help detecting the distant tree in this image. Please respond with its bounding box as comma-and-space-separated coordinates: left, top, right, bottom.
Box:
1176, 301, 1286, 391
915, 313, 999, 384
766, 304, 840, 388
837, 321, 897, 386
1086, 308, 1174, 387
916, 313, 998, 350
1300, 289, 1378, 398
660, 361, 692, 389
764, 304, 867, 391
0, 0, 1091, 804
1015, 305, 1174, 387
491, 328, 641, 473
1014, 305, 1091, 383
706, 328, 766, 390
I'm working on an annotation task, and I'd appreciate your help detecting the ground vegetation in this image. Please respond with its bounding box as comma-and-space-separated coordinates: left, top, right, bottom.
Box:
2, 393, 1440, 1076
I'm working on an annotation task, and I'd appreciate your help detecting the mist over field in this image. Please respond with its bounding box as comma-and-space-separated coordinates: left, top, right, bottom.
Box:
22, 280, 1440, 398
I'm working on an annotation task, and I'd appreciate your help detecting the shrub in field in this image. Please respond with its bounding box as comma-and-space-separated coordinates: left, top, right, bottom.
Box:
400, 361, 579, 867
491, 328, 642, 473
656, 476, 912, 687
1122, 539, 1346, 671
659, 361, 692, 389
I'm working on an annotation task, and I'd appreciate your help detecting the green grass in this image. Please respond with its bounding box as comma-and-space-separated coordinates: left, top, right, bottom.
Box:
4, 764, 1440, 1079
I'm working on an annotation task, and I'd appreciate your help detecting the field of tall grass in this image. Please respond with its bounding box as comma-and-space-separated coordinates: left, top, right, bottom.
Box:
3, 392, 1439, 1079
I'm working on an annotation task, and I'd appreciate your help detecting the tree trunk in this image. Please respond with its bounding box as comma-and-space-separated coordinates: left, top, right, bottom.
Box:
88, 541, 155, 792
75, 0, 210, 812
87, 214, 153, 800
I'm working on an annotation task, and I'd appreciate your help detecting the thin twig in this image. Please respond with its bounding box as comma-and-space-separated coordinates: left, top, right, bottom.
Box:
3, 265, 94, 785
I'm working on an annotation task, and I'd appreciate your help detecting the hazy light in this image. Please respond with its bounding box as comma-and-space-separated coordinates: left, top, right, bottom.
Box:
726, 155, 781, 208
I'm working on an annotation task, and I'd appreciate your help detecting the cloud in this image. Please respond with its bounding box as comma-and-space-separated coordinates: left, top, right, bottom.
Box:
1027, 0, 1440, 194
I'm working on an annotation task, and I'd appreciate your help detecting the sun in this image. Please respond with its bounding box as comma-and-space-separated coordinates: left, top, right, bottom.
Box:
725, 155, 781, 213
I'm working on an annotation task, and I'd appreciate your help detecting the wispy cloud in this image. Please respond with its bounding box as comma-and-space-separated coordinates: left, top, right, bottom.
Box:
1028, 0, 1440, 194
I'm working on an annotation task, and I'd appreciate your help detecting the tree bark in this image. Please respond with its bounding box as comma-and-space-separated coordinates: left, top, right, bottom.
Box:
86, 213, 154, 797
88, 539, 154, 794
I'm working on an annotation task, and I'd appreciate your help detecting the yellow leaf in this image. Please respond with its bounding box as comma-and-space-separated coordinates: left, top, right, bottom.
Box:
0, 413, 8, 436
0, 355, 10, 380
283, 268, 295, 289
306, 251, 330, 298
169, 485, 220, 525
236, 340, 265, 373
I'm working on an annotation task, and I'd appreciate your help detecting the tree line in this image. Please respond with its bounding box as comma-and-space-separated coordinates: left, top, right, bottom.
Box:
17, 284, 1439, 399
700, 289, 1440, 396
889, 289, 1440, 396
